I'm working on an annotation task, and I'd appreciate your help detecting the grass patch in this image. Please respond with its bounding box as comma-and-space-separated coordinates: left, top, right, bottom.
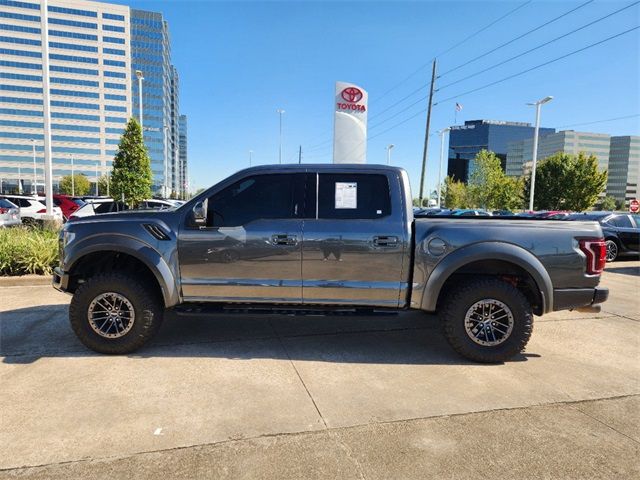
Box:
0, 225, 59, 276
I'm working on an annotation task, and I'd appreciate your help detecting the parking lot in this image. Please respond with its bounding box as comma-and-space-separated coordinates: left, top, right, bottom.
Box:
1, 260, 638, 479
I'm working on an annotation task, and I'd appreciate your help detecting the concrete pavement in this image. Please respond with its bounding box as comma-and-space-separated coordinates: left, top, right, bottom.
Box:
0, 260, 638, 478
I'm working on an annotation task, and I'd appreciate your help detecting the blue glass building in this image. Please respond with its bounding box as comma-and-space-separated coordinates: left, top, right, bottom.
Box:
447, 120, 555, 183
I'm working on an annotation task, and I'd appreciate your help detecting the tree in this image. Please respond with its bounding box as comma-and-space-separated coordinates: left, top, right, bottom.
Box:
59, 174, 90, 196
525, 152, 607, 211
97, 174, 111, 196
467, 150, 524, 210
442, 176, 468, 209
598, 196, 617, 211
110, 117, 152, 207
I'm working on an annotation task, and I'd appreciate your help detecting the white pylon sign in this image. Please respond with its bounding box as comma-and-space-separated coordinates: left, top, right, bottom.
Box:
333, 81, 368, 164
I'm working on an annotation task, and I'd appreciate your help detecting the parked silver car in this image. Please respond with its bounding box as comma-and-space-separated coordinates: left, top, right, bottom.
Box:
0, 198, 21, 227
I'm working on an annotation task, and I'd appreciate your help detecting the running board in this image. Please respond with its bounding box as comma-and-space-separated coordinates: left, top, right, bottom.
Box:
173, 303, 399, 317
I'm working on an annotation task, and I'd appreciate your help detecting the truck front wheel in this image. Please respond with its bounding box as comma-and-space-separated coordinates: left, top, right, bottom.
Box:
440, 278, 533, 363
69, 273, 164, 354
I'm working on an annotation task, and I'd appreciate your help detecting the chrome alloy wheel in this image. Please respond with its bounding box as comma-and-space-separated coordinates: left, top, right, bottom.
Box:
605, 240, 618, 262
87, 292, 135, 339
464, 299, 514, 347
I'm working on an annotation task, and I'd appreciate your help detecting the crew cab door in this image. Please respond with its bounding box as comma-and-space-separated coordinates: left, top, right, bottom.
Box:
178, 173, 305, 303
301, 171, 410, 307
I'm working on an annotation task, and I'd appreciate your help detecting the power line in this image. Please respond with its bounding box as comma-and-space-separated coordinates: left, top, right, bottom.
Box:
434, 25, 639, 105
557, 114, 640, 129
374, 1, 532, 104
439, 0, 594, 77
437, 1, 640, 92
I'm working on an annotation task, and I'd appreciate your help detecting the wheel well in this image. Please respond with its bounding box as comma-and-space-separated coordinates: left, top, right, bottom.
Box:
68, 251, 163, 303
436, 259, 543, 315
605, 236, 620, 246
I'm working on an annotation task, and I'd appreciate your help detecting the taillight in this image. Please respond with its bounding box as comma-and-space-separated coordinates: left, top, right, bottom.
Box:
579, 238, 606, 275
37, 208, 46, 213
0, 207, 8, 214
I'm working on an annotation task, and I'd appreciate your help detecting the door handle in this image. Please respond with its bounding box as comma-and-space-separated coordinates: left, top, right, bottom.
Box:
271, 234, 298, 246
373, 235, 399, 247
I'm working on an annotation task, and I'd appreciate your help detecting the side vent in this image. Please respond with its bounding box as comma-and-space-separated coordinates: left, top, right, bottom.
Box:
143, 223, 170, 241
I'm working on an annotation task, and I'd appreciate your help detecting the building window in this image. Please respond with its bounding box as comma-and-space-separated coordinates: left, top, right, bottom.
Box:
47, 5, 97, 18
0, 1, 40, 11
0, 84, 42, 93
0, 72, 41, 82
51, 112, 99, 121
52, 124, 100, 133
0, 119, 42, 128
105, 116, 126, 123
103, 47, 124, 56
102, 13, 124, 21
48, 29, 97, 41
104, 93, 126, 101
0, 108, 42, 116
49, 41, 98, 53
50, 65, 98, 75
49, 53, 98, 64
105, 105, 127, 112
0, 59, 41, 70
103, 82, 125, 90
103, 24, 125, 33
0, 96, 42, 105
0, 48, 41, 58
0, 35, 41, 46
103, 36, 125, 44
51, 100, 99, 110
0, 11, 39, 22
0, 23, 40, 34
48, 17, 97, 29
104, 70, 125, 78
103, 59, 125, 67
51, 89, 99, 99
51, 77, 98, 87
52, 135, 100, 144
0, 131, 44, 140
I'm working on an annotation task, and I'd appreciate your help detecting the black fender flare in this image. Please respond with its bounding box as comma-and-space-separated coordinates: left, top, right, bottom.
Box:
420, 242, 553, 314
66, 235, 180, 308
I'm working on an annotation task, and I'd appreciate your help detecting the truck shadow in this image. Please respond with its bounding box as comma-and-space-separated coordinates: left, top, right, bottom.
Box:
1, 305, 538, 366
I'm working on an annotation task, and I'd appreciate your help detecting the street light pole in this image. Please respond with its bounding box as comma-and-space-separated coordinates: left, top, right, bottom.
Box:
527, 96, 553, 211
71, 155, 74, 196
17, 163, 22, 194
40, 0, 53, 216
31, 139, 36, 194
437, 127, 450, 208
95, 162, 99, 196
386, 144, 394, 165
249, 150, 253, 167
276, 109, 285, 164
135, 70, 144, 131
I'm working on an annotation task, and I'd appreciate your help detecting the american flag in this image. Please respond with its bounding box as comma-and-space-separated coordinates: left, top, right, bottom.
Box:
455, 102, 463, 112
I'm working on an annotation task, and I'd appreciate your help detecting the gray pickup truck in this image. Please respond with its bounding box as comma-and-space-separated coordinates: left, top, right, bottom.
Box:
54, 165, 609, 362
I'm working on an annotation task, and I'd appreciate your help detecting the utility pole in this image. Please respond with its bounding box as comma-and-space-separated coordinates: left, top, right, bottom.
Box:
419, 59, 437, 206
276, 109, 285, 164
298, 145, 302, 164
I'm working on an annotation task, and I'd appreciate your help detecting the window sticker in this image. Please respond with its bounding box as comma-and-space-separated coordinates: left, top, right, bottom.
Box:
335, 182, 357, 209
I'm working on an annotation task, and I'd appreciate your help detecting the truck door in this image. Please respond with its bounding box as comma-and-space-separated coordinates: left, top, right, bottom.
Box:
301, 171, 409, 308
178, 173, 305, 303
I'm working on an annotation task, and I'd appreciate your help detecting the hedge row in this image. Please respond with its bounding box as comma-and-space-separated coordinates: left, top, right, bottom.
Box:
0, 226, 59, 276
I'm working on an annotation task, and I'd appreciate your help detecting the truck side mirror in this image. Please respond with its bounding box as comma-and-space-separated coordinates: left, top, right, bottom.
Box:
192, 201, 206, 226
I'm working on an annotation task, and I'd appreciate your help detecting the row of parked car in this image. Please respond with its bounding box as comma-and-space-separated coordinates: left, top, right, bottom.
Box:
413, 207, 639, 262
0, 193, 184, 227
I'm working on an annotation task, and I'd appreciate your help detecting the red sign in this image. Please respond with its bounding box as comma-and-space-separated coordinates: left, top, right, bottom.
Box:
630, 199, 639, 213
341, 87, 363, 103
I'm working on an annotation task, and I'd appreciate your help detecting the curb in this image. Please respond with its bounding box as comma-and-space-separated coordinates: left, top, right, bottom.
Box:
0, 275, 51, 287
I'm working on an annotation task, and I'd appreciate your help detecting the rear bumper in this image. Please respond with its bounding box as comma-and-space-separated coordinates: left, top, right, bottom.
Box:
553, 286, 609, 311
52, 266, 70, 293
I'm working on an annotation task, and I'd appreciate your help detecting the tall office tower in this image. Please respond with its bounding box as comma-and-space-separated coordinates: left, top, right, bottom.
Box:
447, 120, 555, 183
178, 114, 187, 198
506, 131, 612, 177
130, 8, 181, 197
168, 64, 179, 195
606, 136, 639, 205
0, 0, 131, 193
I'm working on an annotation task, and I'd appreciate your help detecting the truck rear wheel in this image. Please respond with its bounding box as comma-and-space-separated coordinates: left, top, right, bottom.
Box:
69, 273, 163, 354
440, 278, 533, 363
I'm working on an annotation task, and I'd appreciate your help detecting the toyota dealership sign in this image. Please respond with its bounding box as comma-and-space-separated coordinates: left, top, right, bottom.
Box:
333, 81, 368, 164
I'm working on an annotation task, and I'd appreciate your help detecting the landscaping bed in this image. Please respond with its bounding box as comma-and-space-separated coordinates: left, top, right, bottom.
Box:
0, 226, 59, 276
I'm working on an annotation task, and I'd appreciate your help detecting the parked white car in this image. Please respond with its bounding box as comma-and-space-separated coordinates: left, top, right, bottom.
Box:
0, 198, 21, 227
0, 194, 63, 223
69, 198, 176, 219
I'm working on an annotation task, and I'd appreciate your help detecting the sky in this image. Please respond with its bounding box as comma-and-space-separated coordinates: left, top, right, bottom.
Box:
109, 0, 639, 195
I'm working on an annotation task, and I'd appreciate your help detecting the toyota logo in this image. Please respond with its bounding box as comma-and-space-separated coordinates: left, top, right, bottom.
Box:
341, 87, 363, 103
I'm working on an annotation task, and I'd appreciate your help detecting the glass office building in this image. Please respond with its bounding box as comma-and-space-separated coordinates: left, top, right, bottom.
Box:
178, 114, 187, 198
0, 0, 131, 193
506, 130, 611, 177
447, 120, 555, 183
0, 0, 186, 196
606, 136, 639, 205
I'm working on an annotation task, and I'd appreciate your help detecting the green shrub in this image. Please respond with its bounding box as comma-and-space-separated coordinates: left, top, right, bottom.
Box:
0, 226, 59, 276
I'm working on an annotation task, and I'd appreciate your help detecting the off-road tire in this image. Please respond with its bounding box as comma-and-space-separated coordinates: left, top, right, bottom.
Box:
69, 272, 163, 354
441, 278, 533, 363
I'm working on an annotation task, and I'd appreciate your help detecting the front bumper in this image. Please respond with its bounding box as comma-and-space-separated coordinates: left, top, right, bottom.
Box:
52, 267, 70, 293
553, 286, 609, 311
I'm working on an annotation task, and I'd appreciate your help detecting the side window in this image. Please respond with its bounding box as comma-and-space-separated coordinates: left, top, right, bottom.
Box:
608, 215, 633, 228
206, 174, 298, 227
317, 173, 391, 219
